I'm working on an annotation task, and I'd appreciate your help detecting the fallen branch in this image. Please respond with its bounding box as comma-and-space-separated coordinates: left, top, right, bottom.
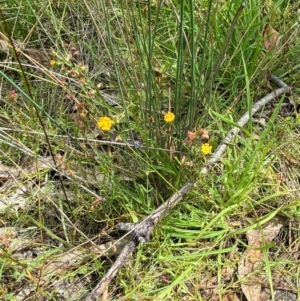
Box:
81, 183, 193, 301
81, 73, 291, 301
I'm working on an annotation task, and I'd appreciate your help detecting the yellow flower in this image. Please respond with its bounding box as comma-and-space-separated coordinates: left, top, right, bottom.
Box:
201, 143, 212, 155
164, 112, 175, 123
50, 60, 56, 66
97, 117, 113, 131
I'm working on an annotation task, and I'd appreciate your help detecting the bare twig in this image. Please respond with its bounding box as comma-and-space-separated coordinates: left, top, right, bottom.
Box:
81, 74, 291, 301
82, 183, 193, 301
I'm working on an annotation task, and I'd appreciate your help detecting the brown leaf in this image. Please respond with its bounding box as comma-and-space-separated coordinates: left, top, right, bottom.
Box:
23, 48, 50, 67
280, 150, 298, 165
223, 293, 241, 301
264, 25, 279, 50
238, 215, 287, 301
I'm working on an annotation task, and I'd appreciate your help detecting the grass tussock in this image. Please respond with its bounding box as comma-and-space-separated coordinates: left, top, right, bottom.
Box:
0, 0, 300, 300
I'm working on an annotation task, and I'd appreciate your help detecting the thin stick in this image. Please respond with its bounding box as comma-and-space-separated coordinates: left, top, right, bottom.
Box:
81, 74, 291, 301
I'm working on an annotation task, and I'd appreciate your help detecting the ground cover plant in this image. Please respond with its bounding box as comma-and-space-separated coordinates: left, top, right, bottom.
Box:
0, 0, 300, 300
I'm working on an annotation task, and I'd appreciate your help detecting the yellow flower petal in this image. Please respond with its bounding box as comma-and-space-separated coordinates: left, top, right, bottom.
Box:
50, 60, 56, 66
97, 117, 113, 131
164, 112, 175, 123
201, 143, 212, 155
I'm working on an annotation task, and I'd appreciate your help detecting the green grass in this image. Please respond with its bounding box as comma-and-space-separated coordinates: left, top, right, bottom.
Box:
0, 0, 300, 300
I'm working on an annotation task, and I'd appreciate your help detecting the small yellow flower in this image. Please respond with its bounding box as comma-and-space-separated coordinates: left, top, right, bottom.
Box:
201, 143, 212, 155
79, 112, 86, 119
164, 112, 175, 123
50, 60, 56, 66
97, 117, 113, 131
